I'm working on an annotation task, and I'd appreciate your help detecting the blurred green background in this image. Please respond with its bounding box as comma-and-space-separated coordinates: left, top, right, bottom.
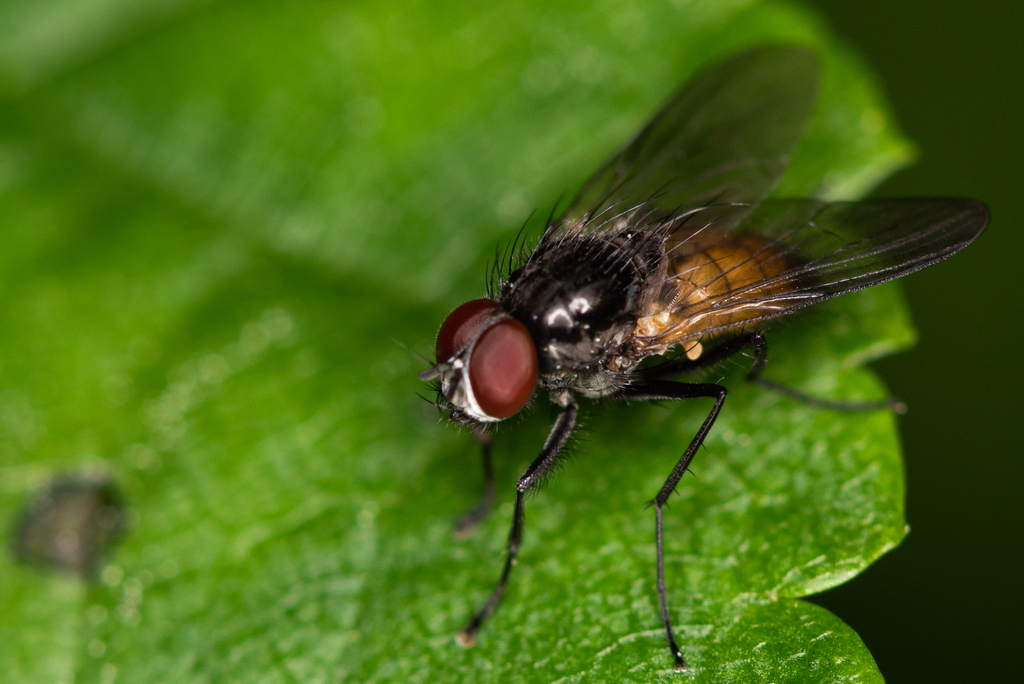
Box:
806, 1, 1024, 682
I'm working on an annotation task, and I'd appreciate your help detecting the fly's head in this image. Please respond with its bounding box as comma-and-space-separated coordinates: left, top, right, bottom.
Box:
420, 299, 539, 425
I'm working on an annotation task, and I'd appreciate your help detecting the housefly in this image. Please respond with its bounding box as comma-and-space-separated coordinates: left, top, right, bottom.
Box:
418, 45, 987, 670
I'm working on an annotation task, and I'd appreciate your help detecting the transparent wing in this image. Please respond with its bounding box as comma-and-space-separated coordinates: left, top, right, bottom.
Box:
644, 198, 989, 344
551, 45, 820, 239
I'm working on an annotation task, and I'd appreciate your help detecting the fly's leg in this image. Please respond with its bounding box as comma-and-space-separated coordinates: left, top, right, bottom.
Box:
640, 332, 767, 380
741, 332, 905, 412
616, 380, 728, 671
457, 396, 579, 647
644, 330, 905, 413
454, 429, 496, 539
620, 332, 900, 670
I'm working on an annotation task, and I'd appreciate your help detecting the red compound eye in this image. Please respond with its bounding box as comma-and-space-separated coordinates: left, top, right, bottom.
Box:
467, 318, 538, 419
435, 299, 499, 362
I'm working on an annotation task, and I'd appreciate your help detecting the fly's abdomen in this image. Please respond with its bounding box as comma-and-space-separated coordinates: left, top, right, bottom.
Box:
635, 231, 792, 350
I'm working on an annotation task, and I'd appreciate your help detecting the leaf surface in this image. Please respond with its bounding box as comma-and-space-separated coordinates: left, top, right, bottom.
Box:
0, 1, 915, 682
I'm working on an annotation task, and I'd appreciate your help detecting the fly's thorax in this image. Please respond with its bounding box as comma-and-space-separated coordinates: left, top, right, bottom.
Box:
501, 231, 666, 376
541, 365, 631, 399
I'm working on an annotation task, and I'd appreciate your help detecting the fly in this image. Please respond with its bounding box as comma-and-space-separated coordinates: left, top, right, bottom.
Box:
418, 45, 988, 670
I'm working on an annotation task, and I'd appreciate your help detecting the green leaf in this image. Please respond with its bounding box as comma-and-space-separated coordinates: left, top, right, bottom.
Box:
0, 0, 916, 682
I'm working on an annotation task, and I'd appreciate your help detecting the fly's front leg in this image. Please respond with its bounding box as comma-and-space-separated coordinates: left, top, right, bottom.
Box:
454, 428, 496, 539
617, 380, 728, 671
457, 395, 579, 647
646, 330, 905, 413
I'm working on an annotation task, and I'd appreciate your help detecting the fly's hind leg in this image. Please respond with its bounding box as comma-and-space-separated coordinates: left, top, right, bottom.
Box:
644, 330, 905, 413
454, 428, 496, 539
616, 380, 729, 671
741, 331, 906, 413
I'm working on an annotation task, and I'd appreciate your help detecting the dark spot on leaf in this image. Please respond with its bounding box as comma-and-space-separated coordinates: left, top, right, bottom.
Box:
10, 476, 127, 580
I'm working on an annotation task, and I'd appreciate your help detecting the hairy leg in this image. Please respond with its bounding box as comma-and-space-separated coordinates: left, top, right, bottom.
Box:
457, 396, 579, 646
616, 380, 729, 671
643, 330, 905, 413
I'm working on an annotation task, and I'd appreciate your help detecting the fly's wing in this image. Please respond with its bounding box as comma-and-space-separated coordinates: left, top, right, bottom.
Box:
551, 45, 820, 239
644, 198, 989, 344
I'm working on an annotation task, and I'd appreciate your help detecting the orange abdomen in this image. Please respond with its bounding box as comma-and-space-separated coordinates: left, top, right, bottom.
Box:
636, 231, 792, 349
